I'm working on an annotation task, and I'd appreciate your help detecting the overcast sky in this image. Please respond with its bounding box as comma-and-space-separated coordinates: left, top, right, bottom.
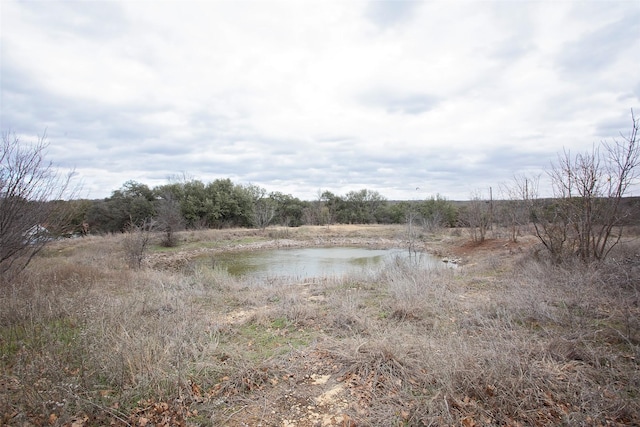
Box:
2, 1, 639, 201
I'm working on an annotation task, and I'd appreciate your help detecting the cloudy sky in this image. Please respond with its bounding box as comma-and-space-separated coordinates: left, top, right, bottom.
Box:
2, 0, 639, 201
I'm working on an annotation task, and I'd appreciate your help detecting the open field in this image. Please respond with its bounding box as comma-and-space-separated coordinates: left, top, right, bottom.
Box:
2, 224, 639, 426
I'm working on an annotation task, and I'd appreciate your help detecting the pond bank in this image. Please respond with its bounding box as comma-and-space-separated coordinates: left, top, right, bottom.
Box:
147, 235, 427, 270
145, 224, 453, 270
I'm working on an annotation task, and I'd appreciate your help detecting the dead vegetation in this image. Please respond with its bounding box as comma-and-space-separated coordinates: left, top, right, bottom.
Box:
1, 225, 639, 426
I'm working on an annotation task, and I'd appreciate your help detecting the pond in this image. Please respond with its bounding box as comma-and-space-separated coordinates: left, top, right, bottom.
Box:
200, 247, 445, 280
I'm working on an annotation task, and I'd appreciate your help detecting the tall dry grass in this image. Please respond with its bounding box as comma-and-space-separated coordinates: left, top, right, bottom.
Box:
2, 227, 639, 426
1, 234, 233, 425
308, 244, 640, 426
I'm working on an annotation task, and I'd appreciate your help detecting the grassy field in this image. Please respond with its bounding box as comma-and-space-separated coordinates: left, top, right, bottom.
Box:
1, 225, 639, 426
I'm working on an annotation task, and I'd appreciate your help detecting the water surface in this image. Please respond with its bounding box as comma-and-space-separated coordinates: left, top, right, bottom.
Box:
202, 247, 442, 280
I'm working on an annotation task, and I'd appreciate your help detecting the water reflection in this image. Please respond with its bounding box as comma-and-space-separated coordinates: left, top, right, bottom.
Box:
201, 247, 443, 280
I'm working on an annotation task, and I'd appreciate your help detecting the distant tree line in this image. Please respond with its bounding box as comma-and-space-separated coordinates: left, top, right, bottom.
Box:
74, 180, 460, 235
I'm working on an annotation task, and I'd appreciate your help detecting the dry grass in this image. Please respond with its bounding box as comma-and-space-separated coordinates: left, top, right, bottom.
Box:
2, 225, 639, 426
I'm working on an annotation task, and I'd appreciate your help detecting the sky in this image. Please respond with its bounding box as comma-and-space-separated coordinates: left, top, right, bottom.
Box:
1, 0, 639, 201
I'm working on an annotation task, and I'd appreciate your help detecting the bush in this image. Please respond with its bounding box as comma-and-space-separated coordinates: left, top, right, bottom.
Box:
122, 219, 155, 269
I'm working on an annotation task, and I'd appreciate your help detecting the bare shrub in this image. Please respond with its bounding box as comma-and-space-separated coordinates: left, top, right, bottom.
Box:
275, 292, 318, 327
460, 190, 490, 243
600, 239, 640, 292
325, 286, 370, 337
122, 218, 155, 269
500, 174, 540, 243
212, 361, 276, 397
382, 256, 455, 321
504, 251, 640, 416
535, 111, 639, 263
307, 331, 428, 425
156, 191, 184, 247
334, 337, 422, 409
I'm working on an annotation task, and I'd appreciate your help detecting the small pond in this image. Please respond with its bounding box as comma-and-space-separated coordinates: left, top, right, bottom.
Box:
200, 247, 445, 280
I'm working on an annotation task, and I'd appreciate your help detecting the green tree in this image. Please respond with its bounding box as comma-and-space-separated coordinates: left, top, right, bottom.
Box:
214, 180, 253, 227
270, 192, 305, 227
418, 194, 458, 230
180, 180, 208, 228
319, 190, 343, 225
87, 181, 156, 233
342, 189, 386, 224
377, 201, 404, 224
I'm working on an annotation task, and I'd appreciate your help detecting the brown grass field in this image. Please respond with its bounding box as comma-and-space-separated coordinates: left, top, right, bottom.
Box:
1, 224, 639, 426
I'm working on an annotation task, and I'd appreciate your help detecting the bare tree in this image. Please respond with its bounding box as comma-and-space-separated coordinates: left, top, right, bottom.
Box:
156, 191, 183, 247
500, 174, 539, 242
245, 184, 276, 230
536, 110, 639, 262
405, 203, 420, 258
1, 132, 75, 281
254, 198, 276, 230
462, 190, 490, 243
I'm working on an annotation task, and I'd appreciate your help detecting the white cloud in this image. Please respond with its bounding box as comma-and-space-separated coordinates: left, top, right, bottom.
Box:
1, 0, 638, 200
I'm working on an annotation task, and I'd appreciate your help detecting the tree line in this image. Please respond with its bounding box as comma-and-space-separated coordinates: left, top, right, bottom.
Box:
80, 181, 460, 235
